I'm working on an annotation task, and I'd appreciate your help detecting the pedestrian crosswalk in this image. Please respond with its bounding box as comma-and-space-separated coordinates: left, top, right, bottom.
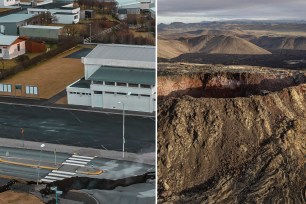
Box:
40, 154, 95, 183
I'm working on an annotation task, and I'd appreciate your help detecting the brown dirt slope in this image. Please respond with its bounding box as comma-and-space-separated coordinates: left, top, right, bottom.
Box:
0, 191, 43, 204
158, 39, 189, 59
158, 64, 306, 203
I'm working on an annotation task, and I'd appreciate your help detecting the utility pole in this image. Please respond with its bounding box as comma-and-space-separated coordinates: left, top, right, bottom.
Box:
21, 128, 24, 147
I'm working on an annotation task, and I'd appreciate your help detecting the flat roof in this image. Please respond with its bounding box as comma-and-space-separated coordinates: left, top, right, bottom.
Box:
70, 79, 91, 89
88, 66, 155, 85
0, 34, 19, 46
21, 25, 63, 30
34, 2, 73, 9
0, 14, 35, 23
85, 44, 155, 64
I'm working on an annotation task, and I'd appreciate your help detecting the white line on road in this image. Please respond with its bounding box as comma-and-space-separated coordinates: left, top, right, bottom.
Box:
48, 173, 72, 178
68, 157, 91, 162
52, 170, 76, 175
65, 160, 88, 164
62, 162, 85, 167
72, 155, 94, 160
45, 176, 64, 180
41, 178, 55, 183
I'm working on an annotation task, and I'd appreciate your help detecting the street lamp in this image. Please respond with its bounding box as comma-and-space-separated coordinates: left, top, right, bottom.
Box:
117, 92, 131, 159
89, 23, 92, 43
37, 143, 45, 185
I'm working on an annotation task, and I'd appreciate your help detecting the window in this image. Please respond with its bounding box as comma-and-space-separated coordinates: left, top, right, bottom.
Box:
94, 91, 102, 94
141, 94, 150, 97
74, 15, 78, 20
25, 85, 38, 95
117, 92, 126, 95
140, 84, 151, 89
105, 82, 115, 86
0, 49, 2, 54
0, 83, 12, 93
105, 91, 115, 94
116, 82, 127, 87
17, 44, 20, 51
128, 83, 138, 87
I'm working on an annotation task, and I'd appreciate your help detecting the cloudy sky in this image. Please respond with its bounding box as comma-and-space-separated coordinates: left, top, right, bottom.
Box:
158, 0, 306, 24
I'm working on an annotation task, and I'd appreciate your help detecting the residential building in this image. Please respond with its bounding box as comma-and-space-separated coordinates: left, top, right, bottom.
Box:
0, 14, 36, 35
66, 44, 156, 113
116, 0, 154, 20
19, 0, 52, 6
0, 34, 26, 59
0, 0, 20, 7
27, 2, 80, 24
20, 25, 63, 41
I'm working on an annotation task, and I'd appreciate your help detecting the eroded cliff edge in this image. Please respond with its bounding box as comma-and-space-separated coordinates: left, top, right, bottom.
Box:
158, 63, 306, 203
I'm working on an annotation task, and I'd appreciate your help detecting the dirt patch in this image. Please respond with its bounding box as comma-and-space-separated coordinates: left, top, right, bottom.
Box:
0, 191, 43, 204
0, 47, 84, 99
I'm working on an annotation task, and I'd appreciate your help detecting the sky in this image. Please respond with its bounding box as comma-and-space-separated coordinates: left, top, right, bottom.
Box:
158, 0, 306, 24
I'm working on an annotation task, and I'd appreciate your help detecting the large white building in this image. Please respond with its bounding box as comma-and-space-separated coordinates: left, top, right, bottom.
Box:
66, 44, 156, 113
27, 2, 80, 24
0, 0, 20, 7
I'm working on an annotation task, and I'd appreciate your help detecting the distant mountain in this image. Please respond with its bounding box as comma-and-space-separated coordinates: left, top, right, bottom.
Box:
158, 35, 271, 58
251, 36, 306, 50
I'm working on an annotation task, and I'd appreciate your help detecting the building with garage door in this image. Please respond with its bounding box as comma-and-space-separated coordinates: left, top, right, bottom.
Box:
66, 44, 156, 113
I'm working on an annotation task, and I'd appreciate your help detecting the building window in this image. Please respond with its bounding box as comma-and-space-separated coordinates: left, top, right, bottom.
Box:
117, 92, 126, 95
94, 91, 102, 94
131, 93, 138, 96
141, 94, 150, 97
17, 44, 20, 51
105, 91, 114, 94
105, 82, 115, 86
128, 83, 138, 87
116, 82, 127, 87
74, 15, 78, 19
140, 84, 151, 88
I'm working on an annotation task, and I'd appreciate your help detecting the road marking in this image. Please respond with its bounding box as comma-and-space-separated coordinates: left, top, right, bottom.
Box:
72, 155, 94, 160
62, 162, 85, 167
65, 160, 88, 164
45, 176, 64, 180
52, 170, 76, 175
68, 157, 91, 162
41, 178, 55, 183
48, 173, 72, 178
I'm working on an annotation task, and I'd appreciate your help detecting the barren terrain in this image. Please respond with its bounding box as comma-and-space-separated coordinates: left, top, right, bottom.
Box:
158, 63, 306, 203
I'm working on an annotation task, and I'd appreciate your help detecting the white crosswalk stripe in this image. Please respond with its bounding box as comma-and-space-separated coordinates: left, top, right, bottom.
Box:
48, 173, 72, 178
62, 162, 85, 167
72, 155, 94, 160
68, 157, 91, 162
65, 160, 88, 164
41, 178, 55, 183
52, 170, 76, 175
45, 176, 64, 180
41, 155, 95, 183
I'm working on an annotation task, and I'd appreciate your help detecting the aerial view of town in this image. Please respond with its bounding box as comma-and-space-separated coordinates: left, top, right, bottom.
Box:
0, 0, 156, 203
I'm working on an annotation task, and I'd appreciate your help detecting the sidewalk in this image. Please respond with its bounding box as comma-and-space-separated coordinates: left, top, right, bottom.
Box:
0, 138, 155, 165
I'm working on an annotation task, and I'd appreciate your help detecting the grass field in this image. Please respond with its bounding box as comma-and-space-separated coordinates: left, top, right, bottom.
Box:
0, 191, 43, 204
0, 47, 84, 99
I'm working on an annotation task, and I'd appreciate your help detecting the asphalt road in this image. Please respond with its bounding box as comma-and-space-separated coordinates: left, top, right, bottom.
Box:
0, 147, 154, 181
0, 103, 155, 153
